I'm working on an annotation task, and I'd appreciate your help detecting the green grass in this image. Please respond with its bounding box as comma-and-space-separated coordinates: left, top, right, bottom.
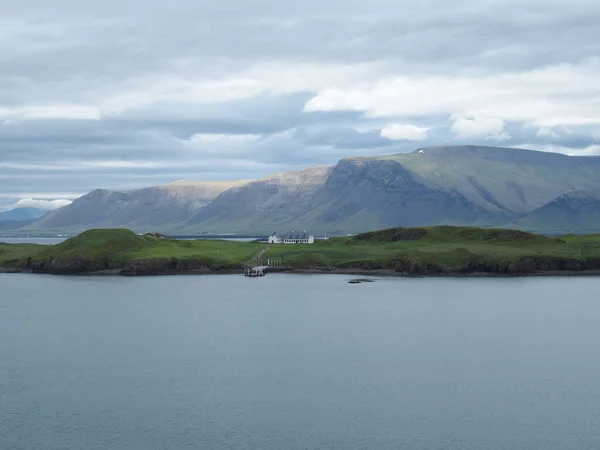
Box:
0, 242, 47, 266
1, 229, 263, 269
2, 226, 600, 273
264, 226, 600, 269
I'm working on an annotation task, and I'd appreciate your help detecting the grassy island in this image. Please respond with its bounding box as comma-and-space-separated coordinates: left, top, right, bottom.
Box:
2, 227, 600, 276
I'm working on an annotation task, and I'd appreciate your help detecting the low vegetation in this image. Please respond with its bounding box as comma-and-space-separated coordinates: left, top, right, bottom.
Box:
2, 226, 600, 275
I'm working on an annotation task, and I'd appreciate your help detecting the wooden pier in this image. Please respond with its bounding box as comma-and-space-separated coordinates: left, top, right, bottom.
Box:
245, 265, 268, 277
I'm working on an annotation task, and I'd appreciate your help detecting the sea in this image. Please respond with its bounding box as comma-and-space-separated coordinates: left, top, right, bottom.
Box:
1, 274, 600, 449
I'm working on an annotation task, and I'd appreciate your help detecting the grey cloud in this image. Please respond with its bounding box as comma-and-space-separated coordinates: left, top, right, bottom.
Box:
2, 0, 600, 202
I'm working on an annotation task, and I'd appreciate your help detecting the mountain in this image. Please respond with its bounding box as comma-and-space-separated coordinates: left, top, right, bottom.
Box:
0, 219, 36, 231
380, 146, 600, 213
22, 145, 600, 235
515, 189, 600, 233
0, 208, 47, 221
182, 146, 600, 234
185, 157, 502, 234
27, 181, 249, 232
186, 167, 332, 232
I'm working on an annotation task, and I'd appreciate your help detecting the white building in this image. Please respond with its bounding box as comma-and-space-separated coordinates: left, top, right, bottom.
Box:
268, 232, 314, 244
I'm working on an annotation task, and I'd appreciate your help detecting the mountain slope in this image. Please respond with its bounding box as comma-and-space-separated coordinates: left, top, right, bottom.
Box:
285, 157, 503, 232
183, 145, 600, 235
380, 145, 600, 213
21, 145, 600, 235
28, 181, 249, 232
0, 208, 47, 221
0, 219, 36, 231
514, 189, 600, 232
184, 157, 505, 234
186, 167, 331, 232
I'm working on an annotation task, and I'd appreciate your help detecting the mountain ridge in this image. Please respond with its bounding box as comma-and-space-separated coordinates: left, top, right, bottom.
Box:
16, 145, 600, 235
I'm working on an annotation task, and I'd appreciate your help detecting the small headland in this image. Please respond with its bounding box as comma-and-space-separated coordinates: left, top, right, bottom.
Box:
1, 226, 600, 277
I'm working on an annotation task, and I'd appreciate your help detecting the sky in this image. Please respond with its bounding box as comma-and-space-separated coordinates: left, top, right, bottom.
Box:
1, 0, 600, 211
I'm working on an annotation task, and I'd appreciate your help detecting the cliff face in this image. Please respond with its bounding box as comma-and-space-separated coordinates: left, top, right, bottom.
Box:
308, 158, 501, 230
14, 254, 600, 276
18, 256, 241, 275
337, 253, 600, 276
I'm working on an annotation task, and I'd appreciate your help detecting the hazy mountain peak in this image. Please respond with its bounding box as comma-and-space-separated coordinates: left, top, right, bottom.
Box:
0, 207, 47, 222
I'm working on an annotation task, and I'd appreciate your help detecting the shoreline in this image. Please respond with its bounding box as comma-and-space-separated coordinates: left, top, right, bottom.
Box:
4, 266, 600, 278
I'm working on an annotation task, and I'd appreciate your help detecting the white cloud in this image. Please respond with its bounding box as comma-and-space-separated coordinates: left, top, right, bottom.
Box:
0, 105, 100, 120
2, 0, 600, 198
188, 133, 261, 143
12, 198, 73, 211
0, 161, 163, 171
450, 117, 509, 140
304, 62, 600, 128
592, 130, 600, 141
103, 62, 379, 113
380, 124, 428, 141
537, 127, 559, 138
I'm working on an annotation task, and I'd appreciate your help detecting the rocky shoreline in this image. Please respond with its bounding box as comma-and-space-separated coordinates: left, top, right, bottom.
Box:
4, 258, 600, 278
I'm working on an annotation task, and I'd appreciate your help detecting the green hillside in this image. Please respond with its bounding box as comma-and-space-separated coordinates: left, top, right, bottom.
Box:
28, 229, 260, 268
3, 227, 599, 275
264, 226, 599, 271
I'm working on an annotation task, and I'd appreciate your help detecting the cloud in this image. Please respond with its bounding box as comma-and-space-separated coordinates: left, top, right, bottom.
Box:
0, 105, 101, 120
450, 117, 510, 140
537, 127, 560, 138
381, 124, 429, 141
304, 62, 600, 127
11, 198, 73, 211
186, 133, 261, 144
1, 0, 600, 202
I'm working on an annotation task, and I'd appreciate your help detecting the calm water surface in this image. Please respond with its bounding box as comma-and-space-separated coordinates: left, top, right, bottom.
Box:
1, 274, 600, 449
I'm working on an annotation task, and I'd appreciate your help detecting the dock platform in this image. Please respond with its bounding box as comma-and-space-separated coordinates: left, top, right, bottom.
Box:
245, 266, 268, 277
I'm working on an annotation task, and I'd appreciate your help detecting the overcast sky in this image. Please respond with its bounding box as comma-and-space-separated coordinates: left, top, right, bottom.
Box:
1, 0, 600, 210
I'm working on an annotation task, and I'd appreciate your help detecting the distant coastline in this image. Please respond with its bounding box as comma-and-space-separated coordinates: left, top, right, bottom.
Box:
4, 266, 600, 278
3, 226, 600, 279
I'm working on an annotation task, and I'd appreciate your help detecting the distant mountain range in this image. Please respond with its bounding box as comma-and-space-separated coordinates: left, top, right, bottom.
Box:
0, 207, 47, 222
29, 181, 249, 231
7, 145, 600, 235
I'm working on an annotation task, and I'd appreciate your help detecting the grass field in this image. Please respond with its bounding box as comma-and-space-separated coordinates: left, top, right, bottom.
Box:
2, 227, 600, 273
264, 226, 600, 269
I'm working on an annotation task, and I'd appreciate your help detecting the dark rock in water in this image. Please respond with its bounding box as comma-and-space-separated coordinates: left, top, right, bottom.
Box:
348, 278, 375, 284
